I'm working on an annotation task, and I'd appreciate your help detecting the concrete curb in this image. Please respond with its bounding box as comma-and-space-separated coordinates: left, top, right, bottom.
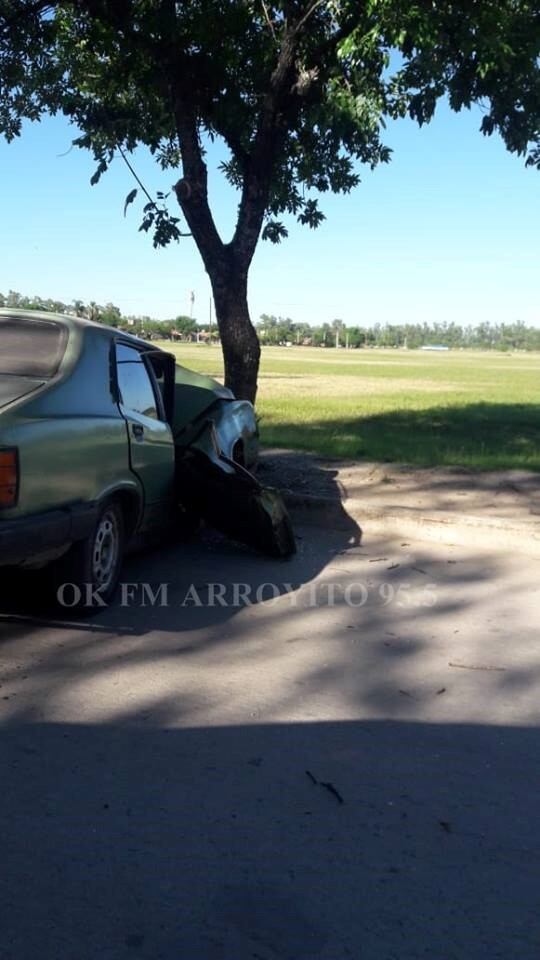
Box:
282, 490, 540, 557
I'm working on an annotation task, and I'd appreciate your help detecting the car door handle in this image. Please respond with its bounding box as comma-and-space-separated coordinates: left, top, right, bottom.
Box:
131, 423, 144, 440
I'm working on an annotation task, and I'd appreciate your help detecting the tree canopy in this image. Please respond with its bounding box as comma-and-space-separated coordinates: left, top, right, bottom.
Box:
1, 1, 539, 399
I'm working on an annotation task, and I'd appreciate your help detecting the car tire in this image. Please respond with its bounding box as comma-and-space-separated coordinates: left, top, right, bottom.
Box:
51, 499, 125, 611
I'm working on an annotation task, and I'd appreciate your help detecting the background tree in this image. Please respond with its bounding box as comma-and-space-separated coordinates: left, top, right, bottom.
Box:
100, 302, 123, 327
1, 1, 539, 400
4, 285, 540, 349
174, 315, 198, 338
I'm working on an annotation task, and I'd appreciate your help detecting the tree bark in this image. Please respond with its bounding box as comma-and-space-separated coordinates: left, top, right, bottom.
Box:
209, 262, 261, 404
173, 166, 261, 403
167, 15, 306, 404
169, 105, 259, 402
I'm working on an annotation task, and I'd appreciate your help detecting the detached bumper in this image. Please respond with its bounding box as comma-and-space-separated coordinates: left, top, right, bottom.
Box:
0, 503, 98, 567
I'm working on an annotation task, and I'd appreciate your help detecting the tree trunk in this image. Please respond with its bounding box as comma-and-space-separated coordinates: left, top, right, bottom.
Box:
210, 265, 261, 404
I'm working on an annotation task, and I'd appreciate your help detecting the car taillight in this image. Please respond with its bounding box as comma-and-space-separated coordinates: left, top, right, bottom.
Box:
0, 448, 19, 507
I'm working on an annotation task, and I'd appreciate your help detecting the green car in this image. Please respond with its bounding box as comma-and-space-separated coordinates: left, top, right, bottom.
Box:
0, 310, 294, 605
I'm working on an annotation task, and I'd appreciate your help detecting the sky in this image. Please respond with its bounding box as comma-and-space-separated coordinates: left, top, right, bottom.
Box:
0, 101, 539, 328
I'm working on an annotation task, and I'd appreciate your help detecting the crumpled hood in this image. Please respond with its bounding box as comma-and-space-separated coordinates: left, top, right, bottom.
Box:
171, 363, 233, 437
0, 375, 44, 410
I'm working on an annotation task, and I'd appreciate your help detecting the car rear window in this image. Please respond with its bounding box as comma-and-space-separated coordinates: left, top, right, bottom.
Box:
0, 317, 68, 378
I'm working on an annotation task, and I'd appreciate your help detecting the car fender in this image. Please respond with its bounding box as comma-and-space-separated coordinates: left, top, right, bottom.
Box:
205, 399, 259, 468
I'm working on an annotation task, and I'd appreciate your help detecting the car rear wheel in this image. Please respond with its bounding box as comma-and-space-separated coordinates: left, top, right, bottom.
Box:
51, 499, 125, 610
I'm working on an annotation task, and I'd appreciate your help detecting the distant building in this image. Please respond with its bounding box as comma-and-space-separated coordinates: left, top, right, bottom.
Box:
421, 345, 450, 351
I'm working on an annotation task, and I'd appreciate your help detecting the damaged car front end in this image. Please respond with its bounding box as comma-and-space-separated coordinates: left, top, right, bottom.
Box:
166, 357, 295, 559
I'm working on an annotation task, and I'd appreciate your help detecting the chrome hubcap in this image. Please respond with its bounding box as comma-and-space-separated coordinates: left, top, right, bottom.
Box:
92, 511, 119, 591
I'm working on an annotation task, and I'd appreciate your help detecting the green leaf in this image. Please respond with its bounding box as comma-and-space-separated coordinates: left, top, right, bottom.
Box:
90, 159, 107, 186
262, 221, 288, 243
123, 188, 137, 217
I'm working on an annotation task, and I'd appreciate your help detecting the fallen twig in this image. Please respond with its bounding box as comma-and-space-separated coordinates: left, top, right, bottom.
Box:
320, 781, 344, 804
448, 661, 506, 672
306, 770, 344, 804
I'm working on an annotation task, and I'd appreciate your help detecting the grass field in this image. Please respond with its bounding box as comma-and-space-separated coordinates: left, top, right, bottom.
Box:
158, 342, 540, 470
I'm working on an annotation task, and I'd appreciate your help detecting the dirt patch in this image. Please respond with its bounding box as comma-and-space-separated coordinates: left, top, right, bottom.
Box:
259, 448, 540, 526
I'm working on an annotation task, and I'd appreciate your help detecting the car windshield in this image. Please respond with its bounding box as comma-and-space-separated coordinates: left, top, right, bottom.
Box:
0, 317, 68, 377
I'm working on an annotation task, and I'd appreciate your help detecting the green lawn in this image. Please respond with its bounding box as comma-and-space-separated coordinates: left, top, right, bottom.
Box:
158, 342, 540, 470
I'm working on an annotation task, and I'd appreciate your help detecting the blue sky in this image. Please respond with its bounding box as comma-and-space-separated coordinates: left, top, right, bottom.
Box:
0, 101, 539, 327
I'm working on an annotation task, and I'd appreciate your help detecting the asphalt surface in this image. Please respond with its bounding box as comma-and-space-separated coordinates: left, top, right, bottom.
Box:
1, 516, 540, 960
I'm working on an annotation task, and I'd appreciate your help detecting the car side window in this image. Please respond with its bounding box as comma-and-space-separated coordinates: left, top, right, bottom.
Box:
116, 344, 159, 420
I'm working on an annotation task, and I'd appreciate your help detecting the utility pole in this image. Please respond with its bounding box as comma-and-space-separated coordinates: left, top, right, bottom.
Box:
209, 296, 213, 341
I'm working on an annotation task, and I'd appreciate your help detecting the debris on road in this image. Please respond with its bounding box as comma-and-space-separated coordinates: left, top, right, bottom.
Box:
305, 770, 344, 804
448, 661, 506, 672
320, 781, 345, 805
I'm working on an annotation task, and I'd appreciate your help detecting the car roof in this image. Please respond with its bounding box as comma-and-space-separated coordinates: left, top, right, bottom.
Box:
0, 308, 155, 352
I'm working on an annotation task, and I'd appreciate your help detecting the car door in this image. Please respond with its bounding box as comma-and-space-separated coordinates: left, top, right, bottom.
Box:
115, 343, 175, 525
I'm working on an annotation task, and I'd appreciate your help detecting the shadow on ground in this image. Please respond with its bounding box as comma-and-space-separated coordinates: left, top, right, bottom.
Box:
261, 402, 540, 469
0, 455, 361, 626
259, 448, 540, 524
1, 479, 540, 957
1, 718, 540, 959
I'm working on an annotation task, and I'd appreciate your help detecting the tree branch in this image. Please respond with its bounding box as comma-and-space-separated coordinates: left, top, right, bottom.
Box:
231, 20, 305, 266
229, 2, 355, 267
171, 102, 226, 270
295, 0, 328, 33
117, 145, 192, 237
261, 0, 278, 41
117, 145, 156, 208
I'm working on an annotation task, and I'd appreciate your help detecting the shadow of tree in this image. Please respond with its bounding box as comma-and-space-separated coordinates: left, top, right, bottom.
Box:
1, 505, 540, 957
261, 402, 540, 469
1, 718, 540, 959
257, 448, 540, 528
0, 453, 361, 623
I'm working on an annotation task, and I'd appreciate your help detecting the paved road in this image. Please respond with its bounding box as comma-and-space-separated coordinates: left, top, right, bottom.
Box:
1, 518, 540, 959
